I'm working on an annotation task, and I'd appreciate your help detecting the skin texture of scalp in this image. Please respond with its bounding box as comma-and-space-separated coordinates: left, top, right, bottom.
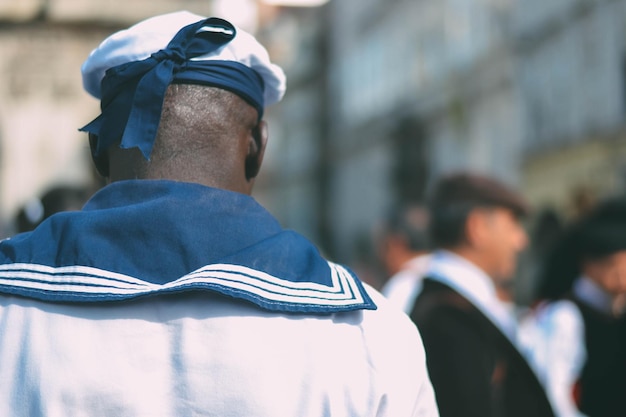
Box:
107, 84, 267, 195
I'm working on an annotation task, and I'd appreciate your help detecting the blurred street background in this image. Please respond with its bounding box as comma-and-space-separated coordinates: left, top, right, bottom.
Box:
0, 0, 624, 298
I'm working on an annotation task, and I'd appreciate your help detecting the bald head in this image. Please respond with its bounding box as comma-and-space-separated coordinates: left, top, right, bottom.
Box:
107, 84, 268, 194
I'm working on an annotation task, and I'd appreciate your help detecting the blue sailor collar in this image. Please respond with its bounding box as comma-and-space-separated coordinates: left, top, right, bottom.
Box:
0, 180, 376, 314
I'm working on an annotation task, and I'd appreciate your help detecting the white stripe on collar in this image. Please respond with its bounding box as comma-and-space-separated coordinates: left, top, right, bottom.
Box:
0, 262, 374, 313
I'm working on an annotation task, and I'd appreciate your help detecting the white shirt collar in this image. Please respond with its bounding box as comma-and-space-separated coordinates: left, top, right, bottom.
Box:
426, 250, 518, 341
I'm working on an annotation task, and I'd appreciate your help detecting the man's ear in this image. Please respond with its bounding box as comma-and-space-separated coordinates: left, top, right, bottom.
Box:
465, 209, 487, 248
245, 120, 268, 181
88, 133, 110, 178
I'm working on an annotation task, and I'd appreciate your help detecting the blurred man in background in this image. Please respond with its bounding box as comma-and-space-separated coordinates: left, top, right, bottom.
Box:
522, 195, 626, 417
410, 172, 555, 417
379, 203, 431, 314
14, 185, 90, 233
0, 11, 438, 416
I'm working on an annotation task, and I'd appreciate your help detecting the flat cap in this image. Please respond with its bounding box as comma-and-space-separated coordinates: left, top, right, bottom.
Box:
429, 172, 530, 217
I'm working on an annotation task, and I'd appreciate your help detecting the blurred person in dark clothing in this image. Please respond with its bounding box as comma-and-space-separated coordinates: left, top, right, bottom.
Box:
521, 195, 626, 417
379, 203, 432, 313
521, 208, 565, 303
14, 198, 44, 233
40, 185, 89, 220
15, 185, 89, 233
410, 171, 555, 417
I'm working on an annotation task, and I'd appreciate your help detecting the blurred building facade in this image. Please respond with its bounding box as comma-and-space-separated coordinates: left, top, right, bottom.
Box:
261, 0, 626, 273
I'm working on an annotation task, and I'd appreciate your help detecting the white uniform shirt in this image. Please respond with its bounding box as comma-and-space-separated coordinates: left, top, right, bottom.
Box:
518, 299, 587, 417
0, 181, 439, 416
0, 284, 439, 417
518, 276, 610, 417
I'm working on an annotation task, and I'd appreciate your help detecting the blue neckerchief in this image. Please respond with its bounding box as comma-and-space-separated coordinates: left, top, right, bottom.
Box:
79, 17, 265, 176
0, 180, 376, 314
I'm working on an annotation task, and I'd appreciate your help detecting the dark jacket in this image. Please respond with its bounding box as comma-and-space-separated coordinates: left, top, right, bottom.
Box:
410, 278, 555, 417
569, 295, 626, 417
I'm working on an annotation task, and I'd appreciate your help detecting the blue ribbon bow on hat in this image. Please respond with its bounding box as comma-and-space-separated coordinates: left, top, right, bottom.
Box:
80, 17, 266, 176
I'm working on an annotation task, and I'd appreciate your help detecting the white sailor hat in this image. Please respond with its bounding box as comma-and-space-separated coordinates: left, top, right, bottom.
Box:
79, 11, 286, 176
81, 10, 286, 106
